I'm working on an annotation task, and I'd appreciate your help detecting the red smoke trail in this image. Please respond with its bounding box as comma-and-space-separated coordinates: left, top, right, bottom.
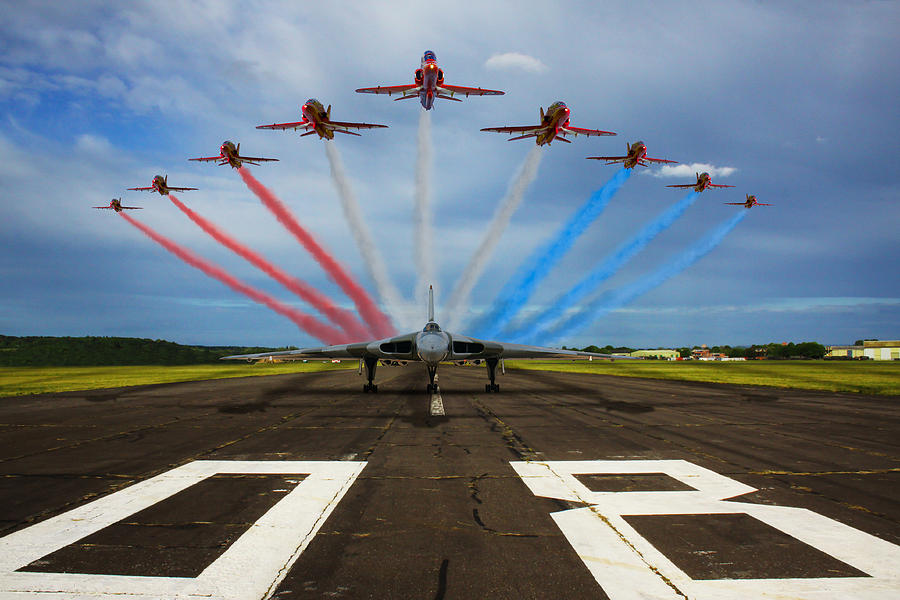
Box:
238, 166, 395, 338
118, 212, 348, 345
169, 194, 369, 341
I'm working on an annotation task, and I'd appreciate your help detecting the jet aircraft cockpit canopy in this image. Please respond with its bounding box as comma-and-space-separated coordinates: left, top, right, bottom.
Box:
423, 322, 442, 332
423, 50, 436, 61
305, 98, 319, 106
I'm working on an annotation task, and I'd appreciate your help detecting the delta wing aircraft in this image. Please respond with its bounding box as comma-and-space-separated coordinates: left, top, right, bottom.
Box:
128, 175, 198, 196
726, 194, 771, 208
256, 98, 387, 140
587, 141, 676, 169
481, 101, 616, 146
356, 50, 505, 110
666, 171, 735, 193
93, 198, 142, 212
189, 141, 278, 169
223, 287, 622, 393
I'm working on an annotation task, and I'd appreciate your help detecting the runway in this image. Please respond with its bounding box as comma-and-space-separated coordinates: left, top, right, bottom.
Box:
1, 366, 898, 599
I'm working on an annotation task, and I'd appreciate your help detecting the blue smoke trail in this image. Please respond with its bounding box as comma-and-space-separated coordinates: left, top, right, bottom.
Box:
530, 209, 749, 346
471, 167, 632, 338
509, 190, 700, 342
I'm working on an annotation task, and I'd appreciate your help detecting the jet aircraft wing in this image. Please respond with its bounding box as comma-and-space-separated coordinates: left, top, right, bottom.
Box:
643, 157, 678, 164
327, 121, 389, 130
188, 156, 223, 163
355, 84, 419, 96
438, 84, 505, 97
221, 335, 622, 363
665, 183, 697, 188
167, 186, 199, 192
562, 125, 616, 137
481, 125, 543, 134
256, 121, 312, 131
586, 155, 628, 162
127, 186, 156, 191
239, 156, 279, 163
707, 183, 736, 188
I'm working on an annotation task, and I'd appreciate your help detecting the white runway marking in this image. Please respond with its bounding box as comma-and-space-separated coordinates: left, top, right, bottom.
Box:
0, 460, 366, 600
512, 459, 900, 600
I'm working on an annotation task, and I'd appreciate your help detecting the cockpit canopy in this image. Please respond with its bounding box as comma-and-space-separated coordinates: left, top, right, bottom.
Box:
423, 322, 442, 332
423, 50, 436, 61
305, 98, 320, 106
552, 101, 567, 108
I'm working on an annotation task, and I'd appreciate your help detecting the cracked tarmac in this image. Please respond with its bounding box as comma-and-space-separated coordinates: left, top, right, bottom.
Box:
0, 365, 898, 598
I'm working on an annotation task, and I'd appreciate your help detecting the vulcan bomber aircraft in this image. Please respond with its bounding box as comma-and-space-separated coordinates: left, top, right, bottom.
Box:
223, 287, 620, 393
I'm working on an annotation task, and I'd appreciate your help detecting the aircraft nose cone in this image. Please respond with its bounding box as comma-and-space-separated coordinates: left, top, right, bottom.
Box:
417, 334, 449, 364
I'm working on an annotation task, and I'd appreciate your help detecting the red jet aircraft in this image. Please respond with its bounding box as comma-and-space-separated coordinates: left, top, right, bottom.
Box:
189, 141, 278, 169
666, 172, 735, 193
256, 98, 387, 140
93, 198, 142, 212
128, 175, 198, 196
587, 141, 676, 169
355, 50, 504, 110
726, 194, 771, 208
481, 101, 616, 146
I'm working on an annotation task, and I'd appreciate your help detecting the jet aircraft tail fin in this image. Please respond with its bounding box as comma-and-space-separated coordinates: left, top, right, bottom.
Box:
540, 106, 545, 121
427, 285, 435, 323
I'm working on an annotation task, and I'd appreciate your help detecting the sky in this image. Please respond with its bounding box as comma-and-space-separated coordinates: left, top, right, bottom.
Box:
1, 0, 898, 349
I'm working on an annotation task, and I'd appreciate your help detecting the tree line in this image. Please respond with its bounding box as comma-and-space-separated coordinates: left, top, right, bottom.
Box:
0, 335, 292, 367
572, 342, 828, 359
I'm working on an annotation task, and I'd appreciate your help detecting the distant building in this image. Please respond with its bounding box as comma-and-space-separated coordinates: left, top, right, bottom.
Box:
825, 345, 866, 359
826, 341, 900, 360
690, 345, 728, 360
630, 349, 679, 360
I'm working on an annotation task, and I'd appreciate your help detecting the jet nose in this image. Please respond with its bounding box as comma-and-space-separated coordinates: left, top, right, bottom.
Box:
417, 334, 449, 364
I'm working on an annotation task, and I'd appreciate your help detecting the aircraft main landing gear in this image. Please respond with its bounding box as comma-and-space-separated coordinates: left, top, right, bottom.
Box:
363, 356, 378, 393
484, 358, 500, 393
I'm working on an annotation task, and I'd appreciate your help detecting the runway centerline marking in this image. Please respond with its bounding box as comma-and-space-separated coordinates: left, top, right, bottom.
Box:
0, 460, 366, 600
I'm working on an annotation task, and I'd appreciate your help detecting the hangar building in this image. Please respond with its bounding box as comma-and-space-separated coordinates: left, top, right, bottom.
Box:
825, 340, 900, 360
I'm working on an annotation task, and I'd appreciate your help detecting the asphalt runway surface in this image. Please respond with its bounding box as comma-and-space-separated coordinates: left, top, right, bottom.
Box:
1, 365, 898, 599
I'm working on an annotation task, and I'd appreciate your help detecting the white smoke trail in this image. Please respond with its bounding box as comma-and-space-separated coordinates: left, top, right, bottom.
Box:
443, 146, 544, 330
324, 140, 409, 329
414, 109, 434, 306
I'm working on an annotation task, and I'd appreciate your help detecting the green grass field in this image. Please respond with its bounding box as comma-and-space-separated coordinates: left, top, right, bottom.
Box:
506, 360, 900, 395
0, 361, 356, 398
2, 360, 898, 398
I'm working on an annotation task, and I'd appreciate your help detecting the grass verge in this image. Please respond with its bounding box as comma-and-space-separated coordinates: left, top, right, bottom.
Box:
0, 362, 356, 398
505, 360, 900, 395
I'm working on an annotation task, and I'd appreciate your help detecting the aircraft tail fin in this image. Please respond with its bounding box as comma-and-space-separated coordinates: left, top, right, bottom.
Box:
540, 106, 545, 121
427, 285, 435, 322
327, 105, 332, 120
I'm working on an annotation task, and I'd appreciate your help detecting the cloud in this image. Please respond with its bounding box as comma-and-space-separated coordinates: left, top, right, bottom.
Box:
484, 52, 548, 73
75, 133, 114, 155
646, 163, 738, 179
617, 297, 900, 315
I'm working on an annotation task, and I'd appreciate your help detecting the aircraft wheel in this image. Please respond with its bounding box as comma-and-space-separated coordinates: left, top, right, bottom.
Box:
372, 384, 378, 393
485, 383, 491, 393
363, 384, 369, 393
493, 384, 500, 392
